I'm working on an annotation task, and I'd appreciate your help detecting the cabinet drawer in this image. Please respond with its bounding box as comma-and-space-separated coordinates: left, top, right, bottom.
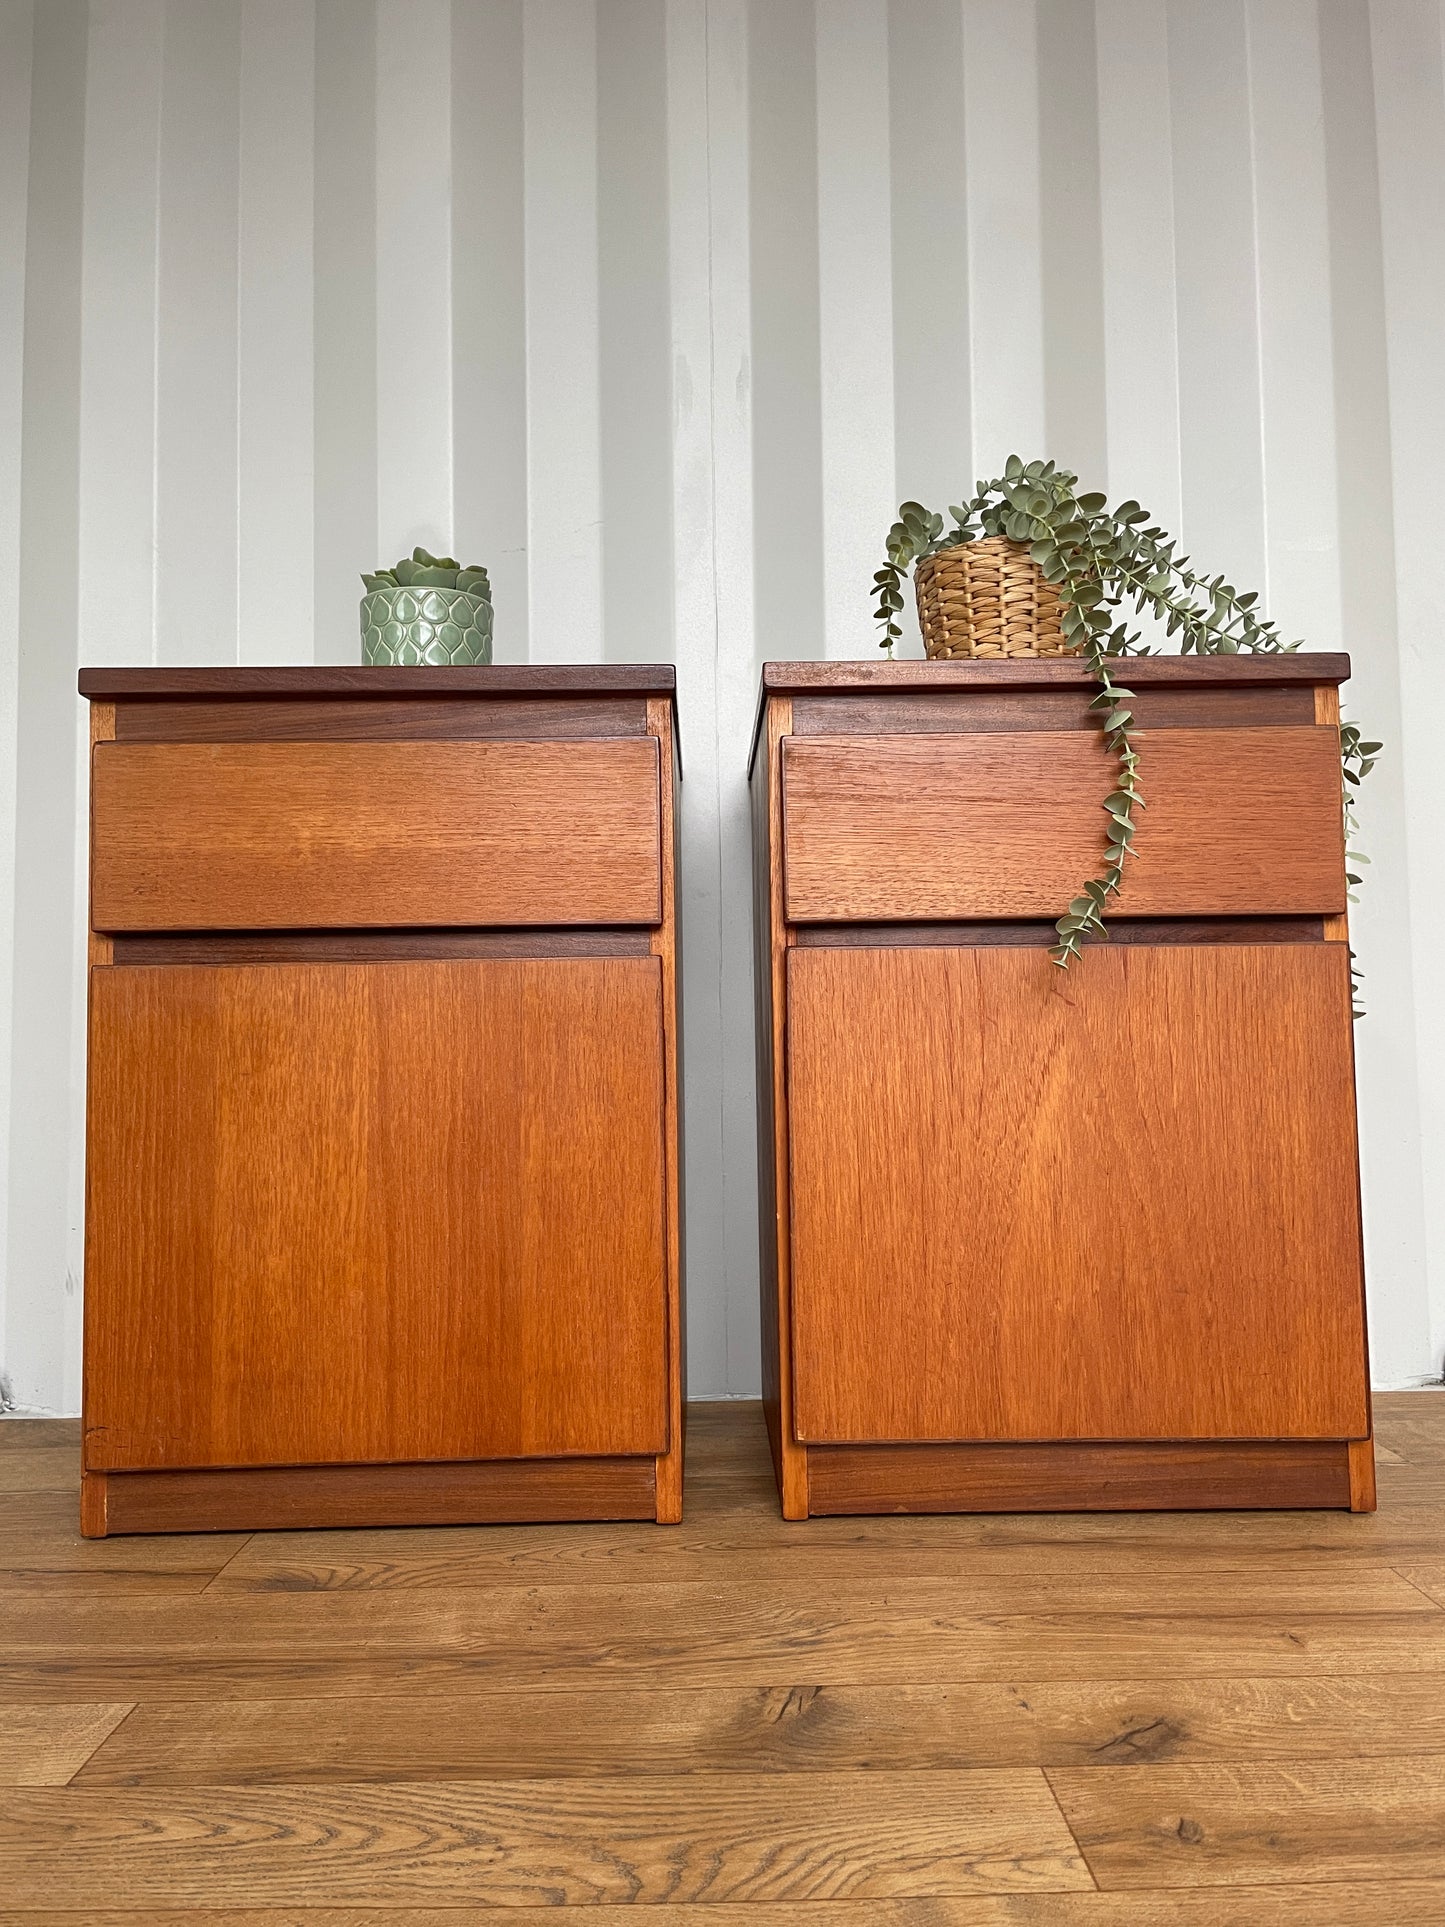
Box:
781, 726, 1346, 922
91, 737, 662, 930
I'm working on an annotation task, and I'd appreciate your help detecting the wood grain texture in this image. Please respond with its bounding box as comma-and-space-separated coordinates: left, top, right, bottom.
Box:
95, 1458, 657, 1536
84, 958, 667, 1476
27, 1892, 1445, 1927
70, 1668, 1445, 1787
787, 943, 1369, 1446
0, 1484, 249, 1593
25, 1889, 1445, 1927
9, 1400, 1445, 1921
0, 1771, 1089, 1907
6, 1583, 1444, 1704
649, 697, 684, 1525
781, 727, 1347, 922
1049, 1758, 1445, 1889
113, 695, 649, 743
807, 1442, 1353, 1514
0, 1703, 132, 1784
790, 684, 1317, 738
91, 738, 662, 931
80, 665, 677, 698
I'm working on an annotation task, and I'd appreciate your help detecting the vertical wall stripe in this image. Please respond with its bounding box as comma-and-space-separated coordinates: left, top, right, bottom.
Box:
1095, 0, 1181, 532
887, 0, 969, 658
523, 0, 603, 662
1167, 0, 1267, 597
0, 0, 35, 1403
1038, 0, 1106, 494
816, 0, 896, 661
1318, 0, 1429, 1393
78, 0, 163, 672
748, 0, 822, 661
313, 0, 376, 663
962, 0, 1045, 474
238, 0, 315, 665
665, 0, 727, 1392
4, 1, 1445, 1402
707, 0, 761, 1392
599, 0, 674, 664
452, 0, 527, 661
8, 0, 86, 1412
154, 0, 241, 665
1245, 0, 1341, 651
375, 0, 454, 562
1369, 0, 1445, 1379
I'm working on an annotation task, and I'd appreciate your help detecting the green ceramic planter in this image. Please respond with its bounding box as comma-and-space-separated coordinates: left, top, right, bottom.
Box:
361, 585, 493, 666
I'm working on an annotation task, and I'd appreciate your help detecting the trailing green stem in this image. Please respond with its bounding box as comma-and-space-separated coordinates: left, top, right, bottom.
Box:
871, 458, 1377, 986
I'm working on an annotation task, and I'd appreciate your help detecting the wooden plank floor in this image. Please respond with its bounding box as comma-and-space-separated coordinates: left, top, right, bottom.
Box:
2, 1394, 1445, 1921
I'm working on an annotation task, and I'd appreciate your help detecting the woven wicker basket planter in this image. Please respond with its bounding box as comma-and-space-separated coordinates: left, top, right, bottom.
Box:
915, 535, 1076, 660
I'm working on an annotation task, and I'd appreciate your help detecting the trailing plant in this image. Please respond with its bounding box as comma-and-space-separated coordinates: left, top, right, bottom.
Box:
872, 457, 1378, 986
363, 547, 491, 597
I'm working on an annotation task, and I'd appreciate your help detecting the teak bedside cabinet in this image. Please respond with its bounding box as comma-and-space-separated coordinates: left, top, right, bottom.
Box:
79, 666, 683, 1535
751, 656, 1374, 1520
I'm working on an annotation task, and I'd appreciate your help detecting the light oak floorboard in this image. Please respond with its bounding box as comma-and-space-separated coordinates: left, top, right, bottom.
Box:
5, 1588, 1445, 1703
20, 1895, 1445, 1926
5, 1397, 1445, 1916
1374, 1390, 1445, 1466
205, 1535, 1431, 1600
0, 1490, 249, 1593
0, 1703, 133, 1784
1050, 1758, 1445, 1889
72, 1673, 1445, 1786
0, 1772, 1089, 1907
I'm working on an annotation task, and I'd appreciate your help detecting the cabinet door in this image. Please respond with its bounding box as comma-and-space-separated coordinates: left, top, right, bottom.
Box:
787, 943, 1368, 1445
85, 957, 668, 1470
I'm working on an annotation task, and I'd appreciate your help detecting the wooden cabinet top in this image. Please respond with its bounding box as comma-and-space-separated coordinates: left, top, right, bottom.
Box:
757, 654, 1349, 694
749, 653, 1349, 771
78, 664, 676, 701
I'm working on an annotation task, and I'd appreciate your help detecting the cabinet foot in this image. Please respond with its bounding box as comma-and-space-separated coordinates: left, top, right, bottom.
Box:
1348, 1436, 1377, 1513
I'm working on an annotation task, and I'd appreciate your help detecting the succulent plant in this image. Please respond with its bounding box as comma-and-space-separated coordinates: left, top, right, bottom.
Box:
362, 547, 491, 598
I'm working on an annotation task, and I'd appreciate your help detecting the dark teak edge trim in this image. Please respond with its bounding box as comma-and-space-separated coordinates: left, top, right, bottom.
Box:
795, 918, 1327, 949
84, 1456, 658, 1536
113, 695, 651, 744
748, 654, 1350, 773
79, 664, 677, 699
805, 1438, 1360, 1515
110, 929, 656, 965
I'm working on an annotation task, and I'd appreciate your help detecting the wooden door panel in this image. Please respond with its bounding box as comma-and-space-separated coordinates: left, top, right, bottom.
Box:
85, 958, 668, 1470
787, 944, 1368, 1444
780, 727, 1346, 921
91, 738, 662, 930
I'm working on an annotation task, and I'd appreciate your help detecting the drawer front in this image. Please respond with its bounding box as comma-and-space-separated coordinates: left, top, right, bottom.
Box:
92, 737, 662, 930
781, 726, 1346, 922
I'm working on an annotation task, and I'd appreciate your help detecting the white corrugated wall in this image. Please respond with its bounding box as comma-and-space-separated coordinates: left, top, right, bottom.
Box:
2, 0, 1442, 1412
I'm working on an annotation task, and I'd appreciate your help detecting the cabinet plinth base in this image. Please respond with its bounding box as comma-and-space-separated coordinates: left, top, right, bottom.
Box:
803, 1437, 1374, 1516
81, 1455, 660, 1537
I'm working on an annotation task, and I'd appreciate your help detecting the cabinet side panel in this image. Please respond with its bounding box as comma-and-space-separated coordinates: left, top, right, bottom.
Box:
787, 942, 1370, 1445
752, 697, 807, 1514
